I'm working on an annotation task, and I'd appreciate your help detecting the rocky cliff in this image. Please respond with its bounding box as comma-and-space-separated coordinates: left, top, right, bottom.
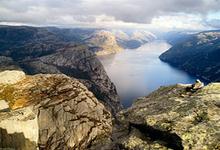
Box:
96, 82, 220, 150
1, 71, 220, 150
0, 26, 121, 114
0, 70, 112, 150
160, 30, 220, 82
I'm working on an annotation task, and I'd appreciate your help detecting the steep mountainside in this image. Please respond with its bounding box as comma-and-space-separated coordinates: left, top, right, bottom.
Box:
160, 30, 220, 82
0, 26, 121, 114
0, 70, 112, 150
85, 30, 123, 55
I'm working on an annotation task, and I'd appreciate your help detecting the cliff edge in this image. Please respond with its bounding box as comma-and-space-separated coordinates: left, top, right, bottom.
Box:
114, 83, 220, 149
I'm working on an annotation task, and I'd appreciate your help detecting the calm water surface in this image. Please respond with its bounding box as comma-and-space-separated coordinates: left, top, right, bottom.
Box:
99, 41, 197, 107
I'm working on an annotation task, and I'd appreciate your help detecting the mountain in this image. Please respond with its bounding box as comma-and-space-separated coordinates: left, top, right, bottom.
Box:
46, 27, 95, 42
0, 25, 156, 57
85, 29, 156, 55
131, 30, 156, 43
85, 30, 123, 55
0, 25, 121, 114
161, 31, 196, 45
160, 30, 220, 82
0, 70, 112, 150
112, 30, 157, 49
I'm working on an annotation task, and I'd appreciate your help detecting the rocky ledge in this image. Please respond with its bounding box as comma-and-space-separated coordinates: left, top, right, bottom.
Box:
0, 70, 112, 150
114, 83, 220, 150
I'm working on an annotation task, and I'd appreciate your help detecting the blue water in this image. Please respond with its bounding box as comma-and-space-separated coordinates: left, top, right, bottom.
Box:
99, 41, 197, 108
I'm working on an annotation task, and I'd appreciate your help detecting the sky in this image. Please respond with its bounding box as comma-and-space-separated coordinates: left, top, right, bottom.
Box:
0, 0, 220, 31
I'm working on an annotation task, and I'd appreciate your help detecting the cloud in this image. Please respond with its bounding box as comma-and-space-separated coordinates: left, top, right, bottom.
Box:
151, 13, 210, 30
205, 19, 220, 28
0, 0, 220, 29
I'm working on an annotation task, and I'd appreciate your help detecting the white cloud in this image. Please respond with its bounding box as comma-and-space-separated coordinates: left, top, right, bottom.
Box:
0, 0, 220, 30
151, 14, 210, 30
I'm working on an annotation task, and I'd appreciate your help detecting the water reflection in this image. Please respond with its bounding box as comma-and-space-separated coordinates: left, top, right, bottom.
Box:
99, 41, 197, 107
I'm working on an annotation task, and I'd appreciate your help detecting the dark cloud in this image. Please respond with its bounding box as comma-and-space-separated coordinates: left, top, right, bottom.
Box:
93, 0, 220, 23
0, 0, 220, 27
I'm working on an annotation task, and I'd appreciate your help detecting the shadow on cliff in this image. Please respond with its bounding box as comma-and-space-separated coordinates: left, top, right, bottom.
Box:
130, 123, 184, 150
0, 127, 37, 150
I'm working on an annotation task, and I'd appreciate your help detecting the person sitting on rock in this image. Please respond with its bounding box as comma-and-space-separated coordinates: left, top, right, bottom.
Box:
191, 79, 204, 92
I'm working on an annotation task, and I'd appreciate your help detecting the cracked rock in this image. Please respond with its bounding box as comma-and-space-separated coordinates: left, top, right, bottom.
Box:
0, 70, 112, 150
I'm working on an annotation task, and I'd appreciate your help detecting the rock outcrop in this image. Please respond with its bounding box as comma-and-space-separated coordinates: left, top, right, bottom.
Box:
0, 100, 9, 112
160, 30, 220, 82
109, 82, 220, 149
0, 70, 25, 84
0, 70, 112, 150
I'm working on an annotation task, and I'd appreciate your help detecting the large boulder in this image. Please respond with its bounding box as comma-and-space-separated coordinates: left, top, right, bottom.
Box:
0, 70, 112, 150
0, 70, 25, 84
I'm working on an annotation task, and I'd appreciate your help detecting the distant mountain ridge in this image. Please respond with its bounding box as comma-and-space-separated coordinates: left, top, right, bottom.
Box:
160, 30, 220, 82
161, 31, 196, 45
112, 29, 156, 49
85, 30, 123, 55
84, 29, 156, 55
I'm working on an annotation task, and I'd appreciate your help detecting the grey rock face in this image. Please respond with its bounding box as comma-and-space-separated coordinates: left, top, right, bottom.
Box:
0, 107, 38, 150
0, 71, 112, 150
0, 100, 9, 112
